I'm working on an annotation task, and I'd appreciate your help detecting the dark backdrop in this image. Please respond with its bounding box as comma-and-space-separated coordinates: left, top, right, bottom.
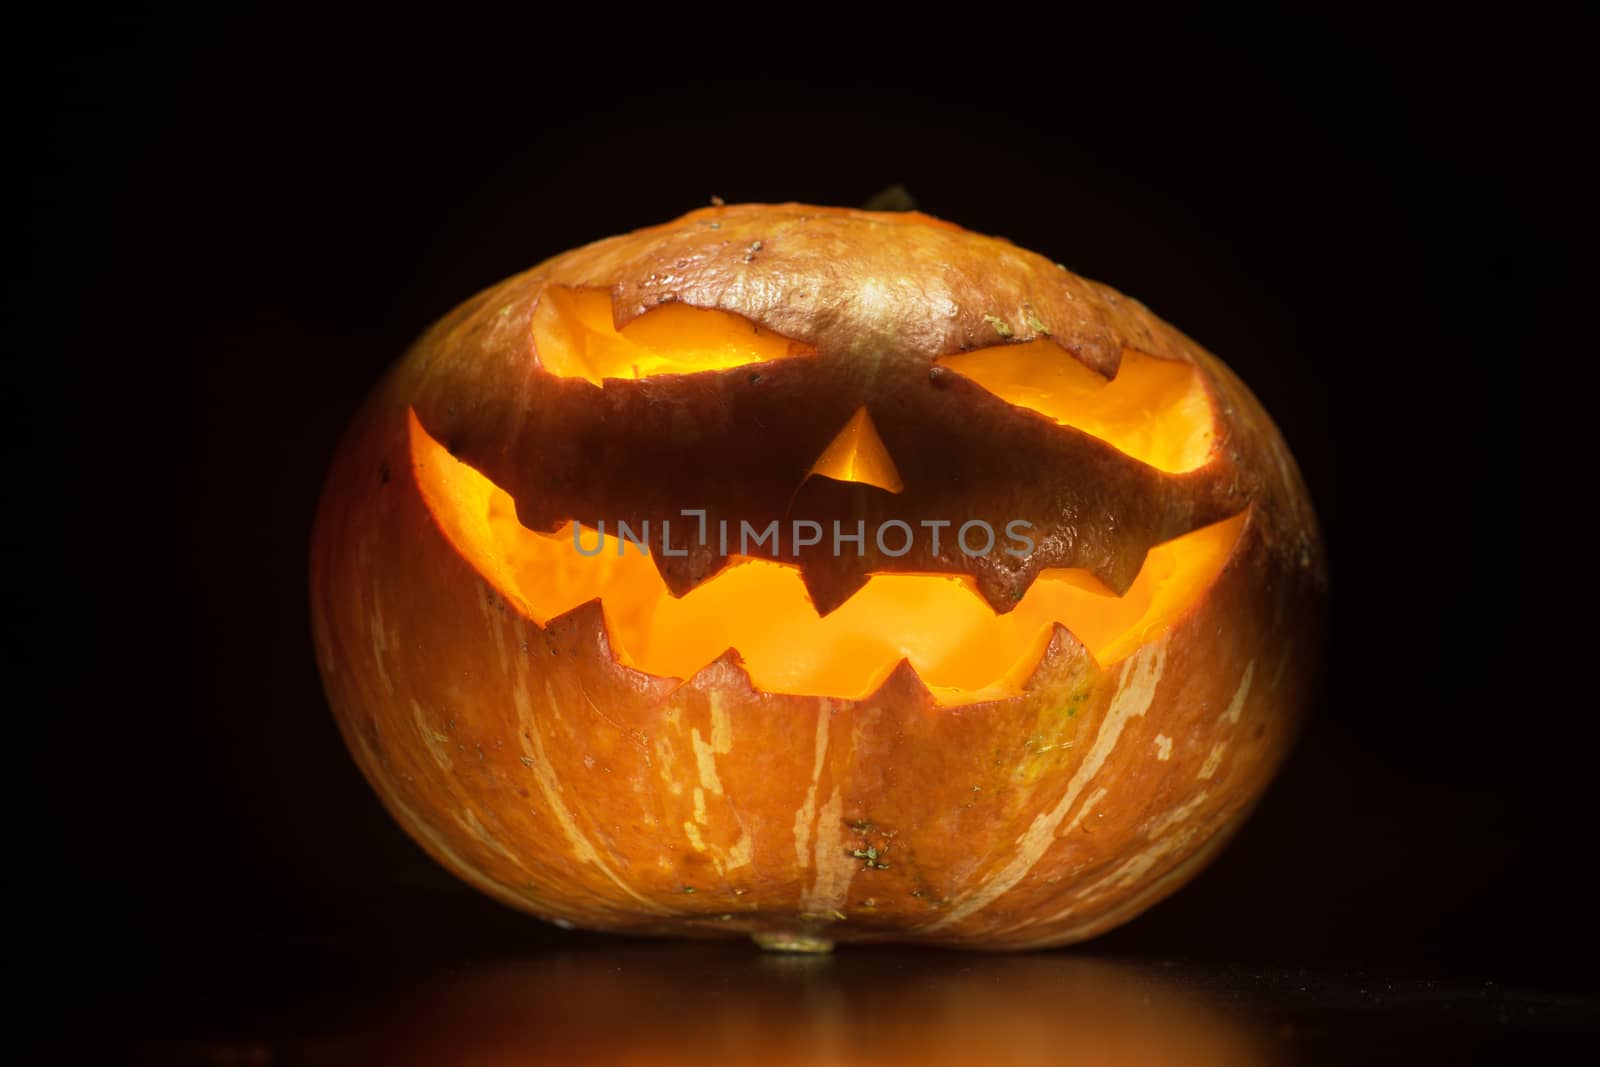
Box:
16, 9, 1569, 1016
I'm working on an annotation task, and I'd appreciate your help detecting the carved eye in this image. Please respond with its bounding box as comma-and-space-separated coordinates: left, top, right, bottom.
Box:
532, 285, 811, 384
934, 340, 1216, 473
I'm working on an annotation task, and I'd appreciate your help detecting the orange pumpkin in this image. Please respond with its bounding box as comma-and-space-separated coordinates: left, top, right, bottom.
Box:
310, 204, 1324, 950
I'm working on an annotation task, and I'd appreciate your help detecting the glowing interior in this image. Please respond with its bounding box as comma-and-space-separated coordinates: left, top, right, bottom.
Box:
531, 286, 810, 384
410, 412, 1243, 705
808, 407, 904, 493
935, 341, 1215, 473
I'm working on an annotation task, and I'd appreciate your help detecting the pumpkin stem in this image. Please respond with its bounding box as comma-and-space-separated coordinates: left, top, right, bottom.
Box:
861, 184, 917, 212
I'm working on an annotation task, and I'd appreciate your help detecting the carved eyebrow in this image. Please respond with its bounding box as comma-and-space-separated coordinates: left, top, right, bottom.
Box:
532, 285, 812, 385
934, 341, 1217, 473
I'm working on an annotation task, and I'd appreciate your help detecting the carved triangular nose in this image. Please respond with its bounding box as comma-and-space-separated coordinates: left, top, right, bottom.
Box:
808, 407, 903, 494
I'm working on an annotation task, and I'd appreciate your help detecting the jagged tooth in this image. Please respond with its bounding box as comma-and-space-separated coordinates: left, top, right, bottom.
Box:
540, 598, 613, 657
1020, 623, 1097, 693
798, 559, 872, 618
972, 558, 1045, 615
1098, 546, 1145, 598
681, 648, 759, 697
864, 659, 939, 709
540, 599, 686, 696
541, 596, 607, 637
649, 541, 732, 599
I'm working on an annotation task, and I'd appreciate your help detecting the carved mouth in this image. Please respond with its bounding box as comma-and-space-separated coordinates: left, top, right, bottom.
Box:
409, 411, 1245, 706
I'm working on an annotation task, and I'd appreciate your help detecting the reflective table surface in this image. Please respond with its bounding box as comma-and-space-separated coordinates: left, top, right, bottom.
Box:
66, 934, 1598, 1065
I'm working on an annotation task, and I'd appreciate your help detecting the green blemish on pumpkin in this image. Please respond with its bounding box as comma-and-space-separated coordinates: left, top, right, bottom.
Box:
1057, 686, 1092, 720
1026, 310, 1050, 335
849, 845, 891, 870
985, 315, 1013, 338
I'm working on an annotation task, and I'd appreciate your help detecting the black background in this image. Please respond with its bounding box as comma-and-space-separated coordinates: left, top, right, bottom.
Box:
15, 8, 1573, 1047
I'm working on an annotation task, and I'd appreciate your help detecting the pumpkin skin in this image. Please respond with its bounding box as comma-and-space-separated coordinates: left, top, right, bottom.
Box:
310, 203, 1324, 950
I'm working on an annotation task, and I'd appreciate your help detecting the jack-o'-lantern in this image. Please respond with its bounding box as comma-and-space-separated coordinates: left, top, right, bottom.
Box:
310, 203, 1324, 950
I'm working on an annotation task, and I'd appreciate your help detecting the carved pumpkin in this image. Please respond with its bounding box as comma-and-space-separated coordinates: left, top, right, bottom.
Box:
310, 203, 1324, 950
